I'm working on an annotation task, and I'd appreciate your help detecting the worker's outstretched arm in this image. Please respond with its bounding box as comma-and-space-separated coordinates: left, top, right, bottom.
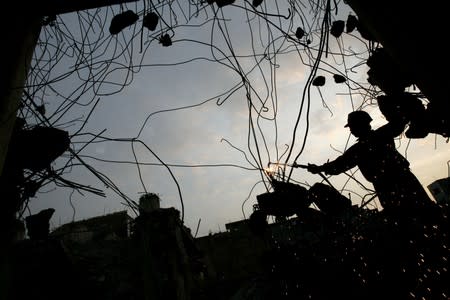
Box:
305, 163, 322, 174
307, 144, 358, 176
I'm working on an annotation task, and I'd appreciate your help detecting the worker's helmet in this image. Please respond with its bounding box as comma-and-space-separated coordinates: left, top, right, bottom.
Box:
344, 111, 372, 128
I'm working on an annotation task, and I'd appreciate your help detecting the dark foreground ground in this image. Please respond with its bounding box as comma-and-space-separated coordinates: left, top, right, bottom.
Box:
7, 203, 449, 300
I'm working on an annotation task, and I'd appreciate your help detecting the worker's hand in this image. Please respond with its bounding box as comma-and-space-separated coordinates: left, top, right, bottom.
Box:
306, 163, 322, 174
291, 162, 308, 169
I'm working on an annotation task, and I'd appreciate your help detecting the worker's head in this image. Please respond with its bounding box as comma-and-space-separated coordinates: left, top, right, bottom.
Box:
345, 111, 372, 137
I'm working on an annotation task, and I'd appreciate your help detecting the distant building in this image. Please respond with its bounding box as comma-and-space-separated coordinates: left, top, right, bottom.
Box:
427, 177, 450, 204
225, 219, 250, 233
50, 210, 133, 243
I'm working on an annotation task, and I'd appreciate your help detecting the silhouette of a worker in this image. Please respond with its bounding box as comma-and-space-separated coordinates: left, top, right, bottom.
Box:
305, 110, 434, 217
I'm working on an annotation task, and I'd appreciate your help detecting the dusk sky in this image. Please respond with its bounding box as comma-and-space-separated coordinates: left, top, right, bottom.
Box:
26, 1, 449, 237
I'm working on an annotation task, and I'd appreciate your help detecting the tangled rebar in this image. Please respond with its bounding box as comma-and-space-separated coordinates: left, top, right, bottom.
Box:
15, 0, 440, 230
